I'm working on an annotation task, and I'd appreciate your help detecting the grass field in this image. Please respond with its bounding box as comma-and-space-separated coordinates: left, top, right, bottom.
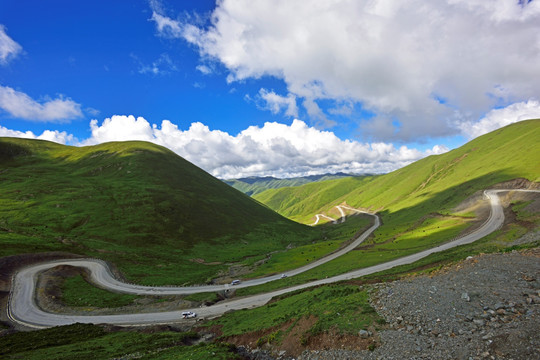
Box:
236, 197, 539, 296
204, 199, 539, 352
206, 284, 384, 345
244, 120, 540, 289
0, 138, 324, 285
0, 324, 240, 360
60, 274, 140, 308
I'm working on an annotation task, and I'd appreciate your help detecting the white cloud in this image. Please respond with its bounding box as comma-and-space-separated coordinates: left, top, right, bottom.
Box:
151, 0, 540, 141
457, 99, 540, 139
196, 64, 212, 75
80, 115, 447, 178
85, 107, 101, 116
0, 25, 22, 65
84, 115, 154, 143
150, 11, 183, 38
303, 98, 335, 129
257, 89, 298, 117
132, 53, 177, 75
0, 125, 73, 144
37, 130, 75, 144
0, 85, 83, 122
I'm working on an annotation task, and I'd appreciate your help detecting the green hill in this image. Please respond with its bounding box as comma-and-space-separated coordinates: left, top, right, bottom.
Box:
229, 119, 540, 295
0, 138, 319, 285
255, 119, 540, 223
224, 173, 361, 196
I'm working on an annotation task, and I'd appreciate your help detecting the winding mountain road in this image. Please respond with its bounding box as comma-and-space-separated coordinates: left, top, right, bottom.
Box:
7, 189, 538, 328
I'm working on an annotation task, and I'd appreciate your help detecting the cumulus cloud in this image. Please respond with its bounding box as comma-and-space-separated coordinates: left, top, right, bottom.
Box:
81, 115, 447, 178
457, 99, 540, 139
0, 85, 83, 122
85, 115, 154, 143
0, 25, 22, 65
0, 125, 74, 144
256, 89, 298, 117
150, 0, 540, 141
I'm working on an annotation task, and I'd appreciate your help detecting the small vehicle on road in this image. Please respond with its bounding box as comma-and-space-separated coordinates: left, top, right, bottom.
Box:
280, 274, 287, 279
182, 311, 197, 319
231, 279, 241, 285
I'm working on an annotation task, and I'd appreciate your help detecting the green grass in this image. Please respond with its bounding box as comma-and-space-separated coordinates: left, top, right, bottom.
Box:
0, 323, 239, 360
236, 213, 471, 296
255, 119, 540, 224
56, 214, 374, 308
60, 274, 139, 308
248, 215, 372, 277
139, 342, 240, 360
355, 222, 540, 283
243, 120, 540, 290
183, 291, 220, 303
206, 284, 383, 339
237, 200, 539, 296
51, 214, 373, 309
220, 215, 539, 348
0, 138, 323, 285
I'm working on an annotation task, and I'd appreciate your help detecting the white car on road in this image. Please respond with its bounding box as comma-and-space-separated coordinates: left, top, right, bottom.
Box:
182, 311, 197, 319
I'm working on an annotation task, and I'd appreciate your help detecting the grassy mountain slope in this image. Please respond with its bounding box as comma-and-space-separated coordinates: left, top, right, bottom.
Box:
255, 119, 540, 223
0, 138, 319, 285
231, 120, 540, 295
224, 173, 359, 196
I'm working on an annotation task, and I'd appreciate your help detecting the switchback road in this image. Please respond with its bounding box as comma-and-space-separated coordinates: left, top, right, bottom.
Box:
7, 189, 538, 328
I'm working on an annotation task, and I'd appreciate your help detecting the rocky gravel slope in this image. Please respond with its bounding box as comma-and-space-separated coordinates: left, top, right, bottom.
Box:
298, 246, 539, 360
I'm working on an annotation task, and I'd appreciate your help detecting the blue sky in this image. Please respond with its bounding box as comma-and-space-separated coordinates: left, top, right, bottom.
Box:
1, 0, 539, 178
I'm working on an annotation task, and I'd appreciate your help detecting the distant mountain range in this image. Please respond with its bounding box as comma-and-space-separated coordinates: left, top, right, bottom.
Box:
224, 172, 368, 196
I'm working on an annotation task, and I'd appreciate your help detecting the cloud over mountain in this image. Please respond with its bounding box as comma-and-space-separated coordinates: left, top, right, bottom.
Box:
81, 115, 447, 178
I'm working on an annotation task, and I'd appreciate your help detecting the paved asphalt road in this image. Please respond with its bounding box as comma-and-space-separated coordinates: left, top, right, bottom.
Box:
7, 190, 538, 328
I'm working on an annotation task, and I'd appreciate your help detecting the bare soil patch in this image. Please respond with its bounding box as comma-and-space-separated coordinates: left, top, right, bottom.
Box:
220, 315, 379, 358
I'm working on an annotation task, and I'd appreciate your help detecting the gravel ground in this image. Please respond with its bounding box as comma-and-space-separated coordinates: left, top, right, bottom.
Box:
297, 248, 540, 360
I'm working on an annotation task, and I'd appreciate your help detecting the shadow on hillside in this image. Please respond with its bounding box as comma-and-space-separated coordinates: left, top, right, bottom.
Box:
0, 141, 32, 162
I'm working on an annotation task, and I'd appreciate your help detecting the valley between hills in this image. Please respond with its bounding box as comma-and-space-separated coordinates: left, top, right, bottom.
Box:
0, 119, 539, 359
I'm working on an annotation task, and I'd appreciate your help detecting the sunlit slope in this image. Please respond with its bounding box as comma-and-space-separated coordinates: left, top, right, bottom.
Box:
0, 138, 318, 285
255, 119, 540, 223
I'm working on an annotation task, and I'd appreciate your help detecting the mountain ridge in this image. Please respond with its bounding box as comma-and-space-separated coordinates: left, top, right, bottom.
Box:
224, 172, 365, 196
